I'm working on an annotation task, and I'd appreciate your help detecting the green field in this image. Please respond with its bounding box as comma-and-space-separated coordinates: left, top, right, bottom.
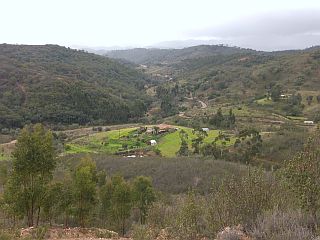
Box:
286, 116, 308, 121
65, 125, 236, 158
157, 127, 236, 157
256, 97, 273, 105
65, 127, 144, 154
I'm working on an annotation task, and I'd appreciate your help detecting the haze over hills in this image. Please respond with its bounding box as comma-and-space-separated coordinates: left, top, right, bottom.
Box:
105, 45, 256, 65
0, 44, 151, 128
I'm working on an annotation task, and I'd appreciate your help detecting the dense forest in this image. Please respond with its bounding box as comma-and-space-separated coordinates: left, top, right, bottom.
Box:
0, 44, 152, 128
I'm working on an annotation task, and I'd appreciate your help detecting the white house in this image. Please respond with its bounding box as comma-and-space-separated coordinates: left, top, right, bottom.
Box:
304, 120, 314, 125
202, 128, 210, 132
150, 140, 157, 146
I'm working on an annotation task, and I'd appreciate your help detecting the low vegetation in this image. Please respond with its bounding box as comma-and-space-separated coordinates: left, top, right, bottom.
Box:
1, 123, 320, 240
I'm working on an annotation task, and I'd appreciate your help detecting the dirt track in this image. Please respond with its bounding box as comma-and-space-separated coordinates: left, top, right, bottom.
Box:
198, 100, 207, 109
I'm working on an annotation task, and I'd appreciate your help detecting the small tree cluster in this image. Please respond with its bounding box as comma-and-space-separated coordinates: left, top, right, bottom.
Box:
1, 124, 156, 236
176, 130, 189, 156
209, 108, 236, 129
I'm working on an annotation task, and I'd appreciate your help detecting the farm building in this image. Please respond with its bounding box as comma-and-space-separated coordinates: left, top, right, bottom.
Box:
202, 128, 210, 132
146, 127, 154, 134
150, 140, 157, 146
304, 120, 314, 125
158, 124, 174, 133
280, 94, 292, 99
146, 124, 175, 135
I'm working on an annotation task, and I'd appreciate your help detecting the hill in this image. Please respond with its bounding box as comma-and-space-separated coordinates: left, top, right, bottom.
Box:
0, 44, 151, 128
105, 45, 255, 64
107, 45, 320, 121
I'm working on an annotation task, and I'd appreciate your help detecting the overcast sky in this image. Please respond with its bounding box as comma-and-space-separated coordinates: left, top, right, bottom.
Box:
1, 0, 320, 51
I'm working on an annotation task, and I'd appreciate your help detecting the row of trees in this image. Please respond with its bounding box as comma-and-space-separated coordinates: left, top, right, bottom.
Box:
0, 124, 156, 235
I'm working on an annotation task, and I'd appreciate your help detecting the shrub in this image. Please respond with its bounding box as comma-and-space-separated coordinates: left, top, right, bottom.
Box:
0, 232, 14, 240
206, 168, 276, 234
250, 210, 316, 240
131, 224, 156, 240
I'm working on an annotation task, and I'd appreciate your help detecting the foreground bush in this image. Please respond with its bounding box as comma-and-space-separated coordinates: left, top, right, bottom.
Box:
250, 210, 316, 240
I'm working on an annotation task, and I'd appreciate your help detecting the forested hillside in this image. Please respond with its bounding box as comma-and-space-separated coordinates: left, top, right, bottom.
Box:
108, 45, 320, 121
0, 44, 151, 128
106, 45, 255, 64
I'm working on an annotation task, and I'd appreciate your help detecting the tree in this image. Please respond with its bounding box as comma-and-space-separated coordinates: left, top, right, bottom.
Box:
209, 108, 236, 129
235, 128, 262, 162
200, 143, 220, 158
101, 175, 133, 235
58, 175, 74, 227
228, 109, 236, 126
175, 190, 203, 239
207, 168, 275, 234
192, 129, 208, 154
177, 130, 189, 156
5, 124, 55, 227
178, 139, 189, 156
73, 156, 97, 227
42, 182, 64, 226
209, 108, 224, 127
306, 95, 314, 105
283, 132, 320, 219
132, 176, 156, 224
153, 126, 160, 135
270, 84, 282, 102
209, 131, 231, 158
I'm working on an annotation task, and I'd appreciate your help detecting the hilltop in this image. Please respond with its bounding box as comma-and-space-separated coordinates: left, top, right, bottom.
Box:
0, 44, 151, 128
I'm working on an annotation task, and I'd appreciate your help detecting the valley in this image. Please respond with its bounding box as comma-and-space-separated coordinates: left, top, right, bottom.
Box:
0, 43, 320, 239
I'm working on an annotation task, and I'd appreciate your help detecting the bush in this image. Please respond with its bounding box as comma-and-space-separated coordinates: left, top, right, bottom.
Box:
250, 210, 316, 240
0, 232, 14, 240
206, 168, 276, 234
131, 224, 156, 240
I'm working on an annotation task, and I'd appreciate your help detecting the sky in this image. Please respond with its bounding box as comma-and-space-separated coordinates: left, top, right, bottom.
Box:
1, 0, 320, 51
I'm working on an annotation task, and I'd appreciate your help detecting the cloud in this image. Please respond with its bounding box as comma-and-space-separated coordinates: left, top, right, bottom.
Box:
188, 9, 320, 50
